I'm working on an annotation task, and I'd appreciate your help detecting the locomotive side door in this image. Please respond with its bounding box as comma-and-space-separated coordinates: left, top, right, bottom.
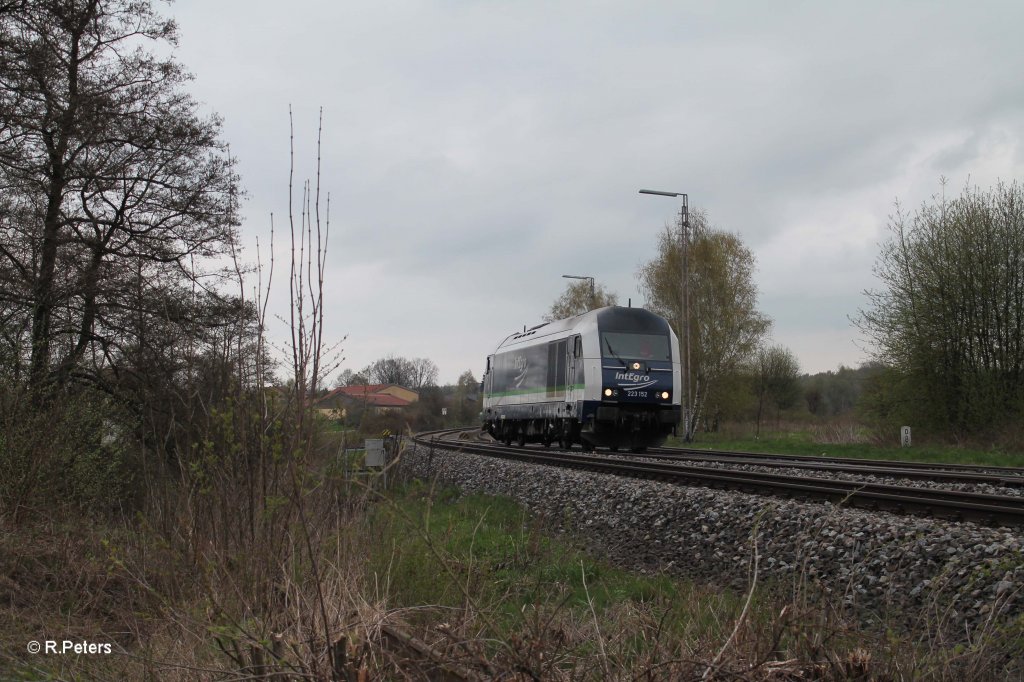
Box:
567, 335, 582, 402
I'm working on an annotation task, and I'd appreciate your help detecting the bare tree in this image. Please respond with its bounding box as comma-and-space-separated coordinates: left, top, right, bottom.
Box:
406, 357, 439, 389
361, 355, 408, 386
0, 0, 239, 396
360, 354, 438, 389
334, 368, 368, 387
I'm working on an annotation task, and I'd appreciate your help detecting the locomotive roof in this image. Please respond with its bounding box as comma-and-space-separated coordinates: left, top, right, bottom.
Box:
494, 306, 669, 351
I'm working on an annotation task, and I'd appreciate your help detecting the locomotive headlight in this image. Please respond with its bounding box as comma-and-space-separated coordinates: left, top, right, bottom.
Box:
604, 388, 613, 397
632, 362, 641, 370
661, 391, 670, 400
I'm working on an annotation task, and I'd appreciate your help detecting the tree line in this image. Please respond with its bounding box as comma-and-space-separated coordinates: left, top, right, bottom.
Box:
0, 0, 270, 521
335, 354, 439, 390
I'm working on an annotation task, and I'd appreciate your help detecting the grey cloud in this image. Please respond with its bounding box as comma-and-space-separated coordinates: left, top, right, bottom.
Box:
172, 0, 1024, 381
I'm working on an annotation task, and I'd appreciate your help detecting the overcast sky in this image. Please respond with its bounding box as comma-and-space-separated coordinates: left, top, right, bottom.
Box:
171, 1, 1024, 385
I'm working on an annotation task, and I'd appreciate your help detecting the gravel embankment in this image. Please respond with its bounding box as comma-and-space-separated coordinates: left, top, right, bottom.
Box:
399, 443, 1023, 634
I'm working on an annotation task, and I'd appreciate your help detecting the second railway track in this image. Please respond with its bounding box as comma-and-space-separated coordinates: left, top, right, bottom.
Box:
646, 445, 1024, 487
413, 429, 1024, 528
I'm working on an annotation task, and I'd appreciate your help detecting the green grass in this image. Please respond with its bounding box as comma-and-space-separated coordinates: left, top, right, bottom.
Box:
363, 483, 744, 644
355, 482, 1024, 678
669, 429, 1024, 468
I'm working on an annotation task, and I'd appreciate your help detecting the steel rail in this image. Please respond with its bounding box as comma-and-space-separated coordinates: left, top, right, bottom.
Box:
412, 431, 1024, 527
650, 445, 1024, 477
641, 448, 1024, 487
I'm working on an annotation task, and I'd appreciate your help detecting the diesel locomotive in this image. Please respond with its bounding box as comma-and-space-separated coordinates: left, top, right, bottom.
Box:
481, 306, 681, 451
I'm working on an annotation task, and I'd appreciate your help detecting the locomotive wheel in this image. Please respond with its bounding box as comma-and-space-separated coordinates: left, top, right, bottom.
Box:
543, 423, 557, 448
609, 445, 619, 452
502, 429, 512, 446
630, 446, 648, 454
581, 439, 595, 453
517, 430, 526, 447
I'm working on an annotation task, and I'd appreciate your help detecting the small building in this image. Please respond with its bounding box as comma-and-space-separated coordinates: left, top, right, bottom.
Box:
334, 384, 419, 404
313, 384, 418, 420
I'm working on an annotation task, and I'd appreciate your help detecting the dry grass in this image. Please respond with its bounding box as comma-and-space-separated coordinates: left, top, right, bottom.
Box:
809, 420, 878, 445
3, 470, 1023, 680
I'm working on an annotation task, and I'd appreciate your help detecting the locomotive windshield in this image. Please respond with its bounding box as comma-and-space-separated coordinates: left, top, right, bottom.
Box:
600, 332, 671, 361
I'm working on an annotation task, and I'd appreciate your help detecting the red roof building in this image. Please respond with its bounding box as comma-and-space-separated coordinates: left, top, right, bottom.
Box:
313, 384, 418, 419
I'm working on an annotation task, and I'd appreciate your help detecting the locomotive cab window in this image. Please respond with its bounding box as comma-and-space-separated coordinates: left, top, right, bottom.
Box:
600, 332, 671, 361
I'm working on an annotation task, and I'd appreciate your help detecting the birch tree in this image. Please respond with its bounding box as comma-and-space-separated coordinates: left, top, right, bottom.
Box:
637, 210, 771, 432
543, 279, 618, 322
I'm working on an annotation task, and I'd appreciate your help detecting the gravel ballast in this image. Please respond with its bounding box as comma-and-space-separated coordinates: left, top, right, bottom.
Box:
399, 443, 1024, 635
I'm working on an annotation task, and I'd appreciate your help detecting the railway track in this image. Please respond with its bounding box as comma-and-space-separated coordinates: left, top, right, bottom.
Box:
412, 429, 1024, 528
645, 446, 1024, 487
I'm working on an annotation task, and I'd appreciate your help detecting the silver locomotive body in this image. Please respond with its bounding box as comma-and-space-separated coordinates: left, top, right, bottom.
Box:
481, 306, 681, 451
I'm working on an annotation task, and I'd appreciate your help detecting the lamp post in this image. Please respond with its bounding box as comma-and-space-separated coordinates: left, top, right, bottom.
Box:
638, 189, 693, 442
562, 274, 596, 310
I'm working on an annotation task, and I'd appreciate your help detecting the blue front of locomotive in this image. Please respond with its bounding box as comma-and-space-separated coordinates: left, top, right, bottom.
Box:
579, 307, 681, 450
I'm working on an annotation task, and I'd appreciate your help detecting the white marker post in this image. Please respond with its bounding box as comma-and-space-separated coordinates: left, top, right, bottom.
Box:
900, 426, 912, 448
